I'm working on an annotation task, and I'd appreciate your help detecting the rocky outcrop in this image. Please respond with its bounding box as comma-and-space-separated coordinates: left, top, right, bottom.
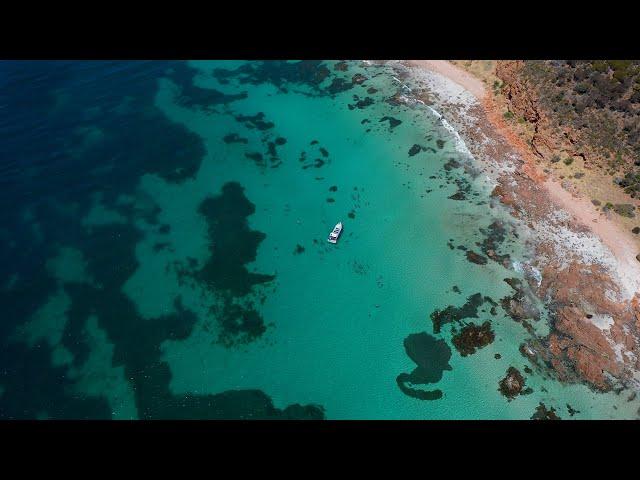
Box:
451, 321, 495, 356
498, 367, 529, 399
495, 61, 590, 167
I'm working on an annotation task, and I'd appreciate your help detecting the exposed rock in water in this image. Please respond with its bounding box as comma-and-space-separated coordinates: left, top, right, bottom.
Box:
478, 220, 511, 265
466, 250, 488, 265
500, 278, 540, 325
498, 367, 526, 400
530, 402, 561, 420
451, 321, 495, 356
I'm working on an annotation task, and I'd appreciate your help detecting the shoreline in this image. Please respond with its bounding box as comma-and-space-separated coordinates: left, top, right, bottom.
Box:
399, 59, 640, 392
409, 59, 640, 293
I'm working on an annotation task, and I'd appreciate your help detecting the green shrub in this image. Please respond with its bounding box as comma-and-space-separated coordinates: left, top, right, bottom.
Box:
593, 60, 609, 73
613, 203, 636, 218
503, 111, 515, 120
563, 157, 574, 165
574, 82, 589, 94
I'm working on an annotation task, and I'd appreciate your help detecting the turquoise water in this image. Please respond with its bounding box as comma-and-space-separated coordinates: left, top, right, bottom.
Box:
2, 60, 639, 419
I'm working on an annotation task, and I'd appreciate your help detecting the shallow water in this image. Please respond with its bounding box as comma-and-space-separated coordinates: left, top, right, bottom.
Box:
1, 60, 639, 419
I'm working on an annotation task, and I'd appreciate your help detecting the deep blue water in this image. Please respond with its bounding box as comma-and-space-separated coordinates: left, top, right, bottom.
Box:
0, 61, 321, 418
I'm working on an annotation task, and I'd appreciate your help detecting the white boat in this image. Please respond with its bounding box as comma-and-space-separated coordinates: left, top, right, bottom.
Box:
327, 222, 343, 244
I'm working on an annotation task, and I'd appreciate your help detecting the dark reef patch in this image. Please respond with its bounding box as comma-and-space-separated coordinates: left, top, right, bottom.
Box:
443, 158, 461, 171
477, 220, 511, 265
451, 321, 495, 356
223, 133, 248, 144
245, 152, 265, 166
327, 77, 354, 95
167, 62, 248, 113
234, 112, 274, 131
212, 299, 267, 347
352, 74, 367, 85
213, 61, 331, 94
531, 402, 561, 420
396, 332, 452, 401
293, 244, 305, 255
566, 404, 580, 416
334, 61, 349, 72
430, 293, 489, 334
197, 182, 274, 297
172, 84, 247, 113
448, 191, 467, 201
379, 116, 402, 130
348, 95, 374, 110
465, 250, 488, 265
408, 144, 425, 157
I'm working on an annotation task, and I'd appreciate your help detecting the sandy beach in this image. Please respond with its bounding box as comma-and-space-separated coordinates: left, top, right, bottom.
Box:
407, 61, 487, 99
400, 59, 640, 391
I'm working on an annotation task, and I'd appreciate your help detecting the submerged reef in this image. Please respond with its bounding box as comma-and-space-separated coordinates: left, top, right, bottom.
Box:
396, 332, 452, 401
430, 293, 493, 334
